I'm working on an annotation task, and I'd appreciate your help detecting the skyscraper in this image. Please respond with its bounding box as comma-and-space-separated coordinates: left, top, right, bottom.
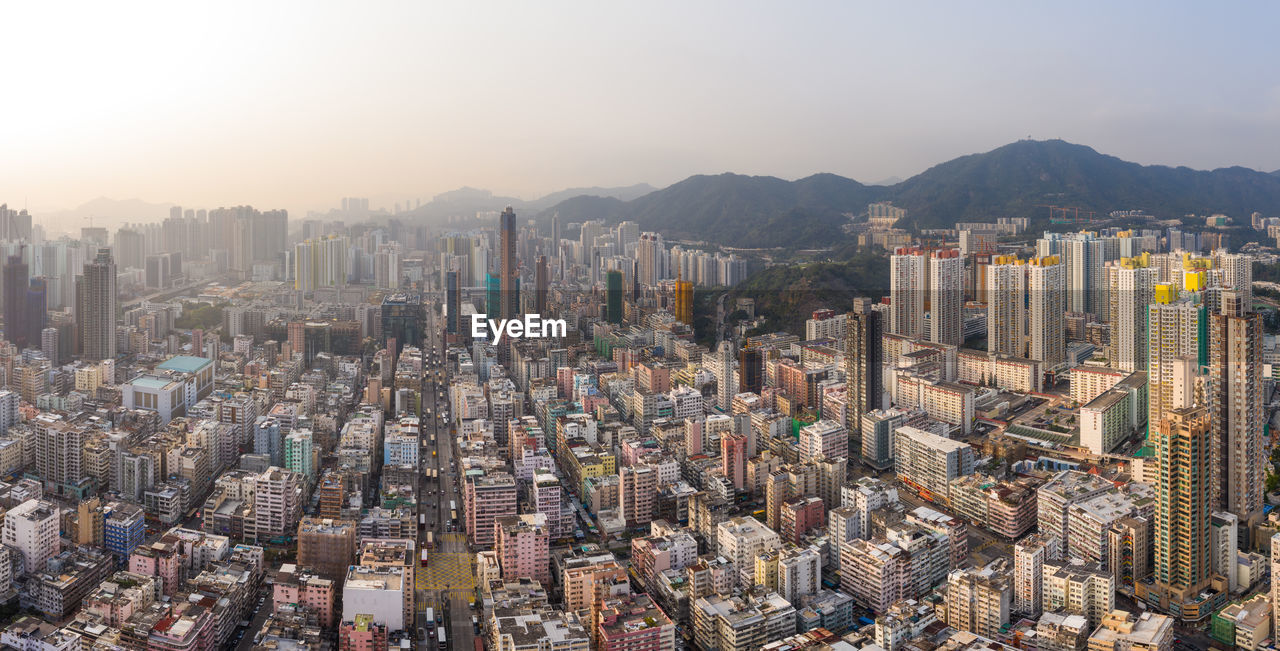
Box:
738, 347, 763, 394
714, 340, 734, 412
77, 248, 117, 361
928, 249, 962, 346
1147, 287, 1203, 426
986, 256, 1026, 358
1151, 406, 1212, 611
605, 270, 623, 324
499, 206, 519, 321
2, 253, 28, 348
889, 248, 926, 338
445, 270, 460, 336
635, 232, 666, 287
674, 274, 694, 326
1026, 255, 1065, 368
1107, 257, 1156, 372
535, 255, 548, 315
844, 309, 883, 418
1209, 291, 1264, 534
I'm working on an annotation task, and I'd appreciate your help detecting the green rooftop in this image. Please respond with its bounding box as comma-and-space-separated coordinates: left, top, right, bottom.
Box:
157, 355, 212, 374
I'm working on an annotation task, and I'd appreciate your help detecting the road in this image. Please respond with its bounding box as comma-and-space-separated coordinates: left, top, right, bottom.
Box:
416, 300, 478, 651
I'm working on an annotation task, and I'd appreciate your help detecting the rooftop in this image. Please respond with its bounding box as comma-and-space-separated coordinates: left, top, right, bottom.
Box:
157, 355, 212, 375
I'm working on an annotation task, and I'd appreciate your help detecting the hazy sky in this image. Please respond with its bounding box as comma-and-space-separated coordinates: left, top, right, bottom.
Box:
4, 2, 1280, 216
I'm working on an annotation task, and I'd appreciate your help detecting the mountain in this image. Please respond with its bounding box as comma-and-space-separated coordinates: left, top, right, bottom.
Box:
397, 183, 658, 225
525, 183, 656, 212
41, 197, 175, 235
536, 139, 1280, 246
539, 172, 887, 248
889, 139, 1280, 230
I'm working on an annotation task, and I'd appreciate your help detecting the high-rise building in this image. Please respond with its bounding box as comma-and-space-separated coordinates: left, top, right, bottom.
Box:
294, 235, 349, 292
1151, 406, 1211, 611
1026, 255, 1066, 368
380, 293, 423, 356
635, 232, 666, 287
1218, 252, 1253, 310
889, 248, 926, 338
2, 253, 28, 348
893, 426, 975, 504
844, 310, 883, 420
254, 467, 303, 540
297, 517, 356, 582
605, 270, 623, 324
445, 270, 460, 336
2, 499, 60, 575
1209, 291, 1264, 532
285, 429, 315, 482
495, 513, 550, 585
535, 255, 549, 314
1013, 534, 1057, 618
987, 256, 1026, 357
1271, 533, 1280, 635
77, 248, 117, 361
373, 243, 401, 289
674, 275, 693, 325
928, 249, 962, 346
738, 347, 763, 395
620, 465, 657, 527
1107, 257, 1157, 372
721, 434, 747, 491
463, 472, 517, 548
945, 561, 1011, 638
41, 328, 57, 365
1147, 288, 1204, 426
499, 206, 519, 321
713, 340, 734, 412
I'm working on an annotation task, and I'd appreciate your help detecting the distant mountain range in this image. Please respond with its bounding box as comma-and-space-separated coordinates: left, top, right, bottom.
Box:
34, 141, 1280, 248
399, 183, 656, 223
39, 197, 174, 234
534, 139, 1280, 248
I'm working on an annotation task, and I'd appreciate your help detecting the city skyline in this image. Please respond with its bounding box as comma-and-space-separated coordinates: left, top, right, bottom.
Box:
4, 2, 1280, 219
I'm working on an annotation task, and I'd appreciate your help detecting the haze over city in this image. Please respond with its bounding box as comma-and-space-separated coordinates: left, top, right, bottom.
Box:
5, 2, 1280, 218
4, 4, 1280, 651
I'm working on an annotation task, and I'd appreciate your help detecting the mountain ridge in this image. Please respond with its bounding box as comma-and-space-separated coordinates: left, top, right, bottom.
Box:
536, 139, 1280, 246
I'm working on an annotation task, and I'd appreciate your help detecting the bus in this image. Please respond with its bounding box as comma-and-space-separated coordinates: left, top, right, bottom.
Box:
450, 500, 457, 512
420, 549, 429, 567
425, 609, 435, 631
437, 628, 446, 650
426, 531, 434, 549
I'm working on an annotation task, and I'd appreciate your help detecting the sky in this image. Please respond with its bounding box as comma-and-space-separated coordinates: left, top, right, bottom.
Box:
3, 1, 1280, 218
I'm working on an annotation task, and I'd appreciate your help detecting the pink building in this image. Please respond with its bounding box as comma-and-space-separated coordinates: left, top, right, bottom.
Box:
494, 514, 550, 584
721, 434, 747, 490
463, 471, 517, 548
273, 564, 336, 627
339, 614, 388, 651
684, 419, 704, 457
596, 593, 676, 651
128, 536, 184, 597
621, 438, 661, 466
556, 367, 574, 399
630, 530, 698, 587
780, 496, 825, 544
